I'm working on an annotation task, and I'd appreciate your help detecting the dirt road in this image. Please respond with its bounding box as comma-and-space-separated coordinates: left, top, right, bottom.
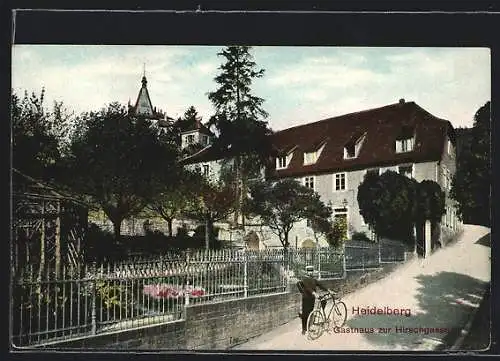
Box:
233, 225, 491, 351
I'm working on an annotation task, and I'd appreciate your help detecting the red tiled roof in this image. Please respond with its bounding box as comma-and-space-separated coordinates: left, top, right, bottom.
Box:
181, 101, 455, 174
270, 101, 454, 178
174, 119, 215, 137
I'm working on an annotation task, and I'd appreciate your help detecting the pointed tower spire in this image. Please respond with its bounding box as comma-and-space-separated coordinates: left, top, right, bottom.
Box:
133, 67, 154, 117
141, 63, 147, 87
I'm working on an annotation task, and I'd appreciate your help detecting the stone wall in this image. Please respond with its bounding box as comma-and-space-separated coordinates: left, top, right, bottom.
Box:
184, 290, 301, 349
37, 262, 407, 351
40, 290, 302, 351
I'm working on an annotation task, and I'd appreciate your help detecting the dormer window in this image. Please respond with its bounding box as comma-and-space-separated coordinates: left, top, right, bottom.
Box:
395, 126, 415, 153
276, 147, 295, 170
276, 156, 287, 169
344, 144, 355, 159
396, 138, 414, 153
304, 152, 317, 165
344, 132, 366, 159
303, 142, 326, 165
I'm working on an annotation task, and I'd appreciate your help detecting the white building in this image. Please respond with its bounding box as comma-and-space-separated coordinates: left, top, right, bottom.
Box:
183, 99, 461, 255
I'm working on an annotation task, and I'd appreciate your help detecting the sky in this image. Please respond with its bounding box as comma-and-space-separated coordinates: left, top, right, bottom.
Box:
11, 45, 490, 131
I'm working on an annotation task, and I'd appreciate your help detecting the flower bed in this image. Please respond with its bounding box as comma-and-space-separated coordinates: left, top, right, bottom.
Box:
143, 284, 206, 299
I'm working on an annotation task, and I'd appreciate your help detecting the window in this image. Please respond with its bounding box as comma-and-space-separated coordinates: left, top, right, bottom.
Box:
304, 143, 326, 165
344, 144, 356, 159
306, 219, 312, 228
395, 137, 414, 153
304, 176, 314, 190
304, 152, 317, 165
276, 156, 287, 169
366, 168, 380, 177
334, 173, 346, 191
344, 133, 366, 159
398, 164, 413, 178
202, 164, 210, 177
186, 134, 195, 144
380, 166, 398, 174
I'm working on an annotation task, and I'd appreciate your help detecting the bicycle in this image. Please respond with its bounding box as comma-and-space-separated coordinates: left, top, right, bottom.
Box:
306, 290, 347, 340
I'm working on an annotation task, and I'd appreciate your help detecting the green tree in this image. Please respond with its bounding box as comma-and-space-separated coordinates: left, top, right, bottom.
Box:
331, 216, 348, 246
357, 171, 417, 245
176, 106, 202, 132
207, 46, 273, 228
358, 171, 446, 250
247, 179, 332, 249
451, 101, 491, 226
184, 178, 237, 249
148, 170, 203, 237
11, 89, 60, 179
62, 102, 180, 241
416, 180, 446, 224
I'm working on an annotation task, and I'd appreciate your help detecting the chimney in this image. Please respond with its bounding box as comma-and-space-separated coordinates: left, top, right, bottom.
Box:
399, 98, 405, 105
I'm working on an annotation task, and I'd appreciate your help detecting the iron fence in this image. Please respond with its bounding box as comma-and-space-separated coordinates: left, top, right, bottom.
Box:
11, 242, 407, 348
288, 248, 344, 279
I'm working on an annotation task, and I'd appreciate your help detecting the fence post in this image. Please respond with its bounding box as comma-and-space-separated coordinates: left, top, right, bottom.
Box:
185, 249, 190, 307
90, 263, 97, 335
317, 247, 321, 280
378, 240, 382, 264
243, 248, 248, 298
185, 279, 190, 307
342, 246, 347, 278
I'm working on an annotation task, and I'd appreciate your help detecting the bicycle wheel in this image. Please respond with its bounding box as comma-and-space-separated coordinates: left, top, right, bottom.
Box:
306, 310, 325, 340
332, 301, 347, 327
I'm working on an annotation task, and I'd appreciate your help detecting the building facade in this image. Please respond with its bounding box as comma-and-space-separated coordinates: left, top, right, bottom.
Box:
184, 98, 461, 251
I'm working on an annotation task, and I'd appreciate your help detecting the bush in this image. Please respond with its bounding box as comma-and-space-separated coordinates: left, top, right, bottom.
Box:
351, 231, 372, 243
84, 223, 125, 262
192, 225, 222, 249
358, 170, 417, 243
332, 216, 348, 244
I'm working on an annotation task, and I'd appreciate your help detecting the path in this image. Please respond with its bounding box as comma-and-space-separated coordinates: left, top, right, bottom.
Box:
233, 225, 491, 351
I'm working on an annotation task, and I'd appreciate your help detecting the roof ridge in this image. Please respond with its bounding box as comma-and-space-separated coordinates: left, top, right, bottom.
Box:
274, 101, 416, 134
412, 103, 452, 124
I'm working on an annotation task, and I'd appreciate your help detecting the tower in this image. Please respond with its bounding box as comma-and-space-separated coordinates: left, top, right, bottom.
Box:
128, 67, 170, 124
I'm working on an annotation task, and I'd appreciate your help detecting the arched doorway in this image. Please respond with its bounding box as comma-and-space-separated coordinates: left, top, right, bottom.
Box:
244, 231, 260, 250
301, 239, 316, 249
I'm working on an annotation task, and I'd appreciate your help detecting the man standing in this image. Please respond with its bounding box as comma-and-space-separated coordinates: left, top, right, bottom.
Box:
296, 266, 329, 335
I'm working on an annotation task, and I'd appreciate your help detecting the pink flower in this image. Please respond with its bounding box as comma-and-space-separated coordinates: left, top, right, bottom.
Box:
143, 284, 205, 299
